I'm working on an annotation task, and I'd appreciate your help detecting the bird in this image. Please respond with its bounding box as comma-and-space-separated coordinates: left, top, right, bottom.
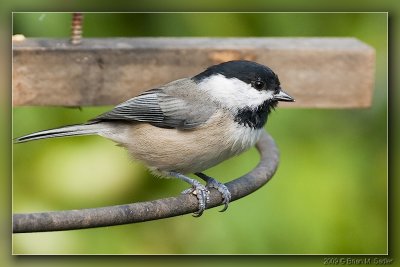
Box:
15, 60, 295, 216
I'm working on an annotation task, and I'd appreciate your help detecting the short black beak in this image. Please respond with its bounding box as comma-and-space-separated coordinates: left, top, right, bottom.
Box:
274, 89, 295, 102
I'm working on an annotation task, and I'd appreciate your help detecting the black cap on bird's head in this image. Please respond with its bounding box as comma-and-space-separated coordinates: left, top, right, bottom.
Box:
193, 60, 295, 103
192, 60, 295, 129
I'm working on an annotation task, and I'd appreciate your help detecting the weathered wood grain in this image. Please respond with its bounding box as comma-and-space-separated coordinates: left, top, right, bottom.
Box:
12, 37, 375, 108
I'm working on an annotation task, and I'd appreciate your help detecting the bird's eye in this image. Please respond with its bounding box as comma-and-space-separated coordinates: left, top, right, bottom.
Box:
253, 80, 265, 90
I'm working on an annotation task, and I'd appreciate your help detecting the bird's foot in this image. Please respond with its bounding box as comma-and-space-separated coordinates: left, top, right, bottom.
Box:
206, 178, 231, 212
181, 180, 210, 217
169, 172, 210, 217
195, 173, 232, 212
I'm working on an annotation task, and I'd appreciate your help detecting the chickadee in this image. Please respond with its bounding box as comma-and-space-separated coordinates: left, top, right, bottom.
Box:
15, 60, 294, 216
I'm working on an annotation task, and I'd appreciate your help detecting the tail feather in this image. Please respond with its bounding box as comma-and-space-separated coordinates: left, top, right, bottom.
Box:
14, 123, 104, 143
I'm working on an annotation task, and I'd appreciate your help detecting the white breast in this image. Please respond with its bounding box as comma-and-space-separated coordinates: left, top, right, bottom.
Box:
226, 123, 264, 155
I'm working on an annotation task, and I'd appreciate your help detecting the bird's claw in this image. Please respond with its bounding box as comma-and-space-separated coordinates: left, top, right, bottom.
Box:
181, 180, 210, 217
206, 179, 231, 212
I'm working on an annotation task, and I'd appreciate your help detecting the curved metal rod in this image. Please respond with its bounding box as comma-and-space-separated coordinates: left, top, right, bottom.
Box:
13, 131, 280, 233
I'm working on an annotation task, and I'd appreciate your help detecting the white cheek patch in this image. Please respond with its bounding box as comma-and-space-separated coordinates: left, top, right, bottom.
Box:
198, 74, 273, 109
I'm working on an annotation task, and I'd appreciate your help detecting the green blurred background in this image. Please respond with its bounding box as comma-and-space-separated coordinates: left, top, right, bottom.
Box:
12, 12, 387, 255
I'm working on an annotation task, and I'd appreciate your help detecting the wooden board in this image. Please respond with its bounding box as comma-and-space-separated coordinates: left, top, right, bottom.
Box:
12, 37, 375, 108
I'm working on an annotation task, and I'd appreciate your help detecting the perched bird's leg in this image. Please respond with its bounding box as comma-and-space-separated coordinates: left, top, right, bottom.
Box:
168, 172, 210, 217
195, 172, 231, 212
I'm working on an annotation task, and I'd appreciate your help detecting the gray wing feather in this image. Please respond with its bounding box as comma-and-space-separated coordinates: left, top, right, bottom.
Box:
94, 90, 164, 122
93, 80, 216, 129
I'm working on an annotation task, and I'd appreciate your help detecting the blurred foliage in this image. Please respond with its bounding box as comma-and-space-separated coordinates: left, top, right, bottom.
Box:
12, 12, 387, 254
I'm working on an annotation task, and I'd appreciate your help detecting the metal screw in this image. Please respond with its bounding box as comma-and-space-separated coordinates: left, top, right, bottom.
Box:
70, 13, 84, 45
